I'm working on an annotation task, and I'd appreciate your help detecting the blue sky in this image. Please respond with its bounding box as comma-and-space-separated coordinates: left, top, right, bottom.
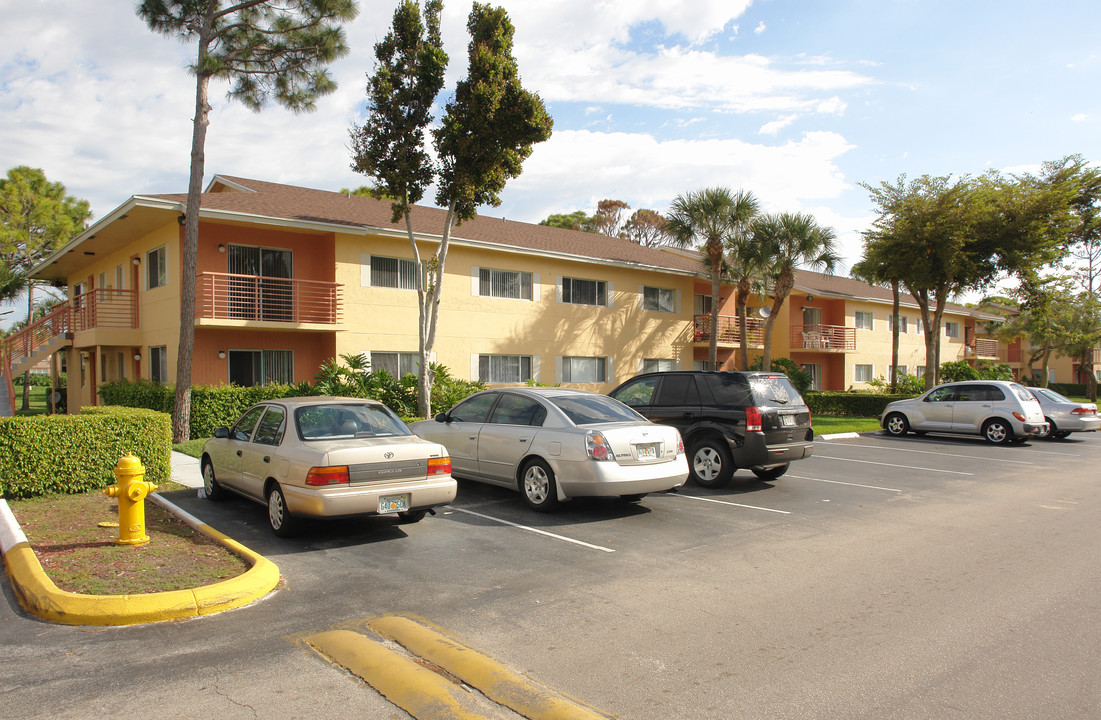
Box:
2, 1, 1099, 326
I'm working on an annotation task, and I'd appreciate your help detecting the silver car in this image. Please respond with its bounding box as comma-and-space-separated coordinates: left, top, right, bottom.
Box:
1026, 387, 1100, 439
880, 380, 1048, 444
201, 397, 457, 536
409, 388, 688, 511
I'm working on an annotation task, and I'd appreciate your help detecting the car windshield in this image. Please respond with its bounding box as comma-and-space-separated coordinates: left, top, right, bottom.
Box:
549, 394, 646, 426
295, 403, 412, 441
748, 375, 802, 407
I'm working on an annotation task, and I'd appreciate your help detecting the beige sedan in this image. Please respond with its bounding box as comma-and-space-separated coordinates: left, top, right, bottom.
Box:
201, 397, 456, 536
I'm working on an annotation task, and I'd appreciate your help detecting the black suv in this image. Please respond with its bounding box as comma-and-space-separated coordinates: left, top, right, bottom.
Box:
609, 371, 813, 487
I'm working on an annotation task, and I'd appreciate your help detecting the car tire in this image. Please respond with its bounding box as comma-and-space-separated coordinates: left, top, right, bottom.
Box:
753, 463, 789, 481
884, 412, 910, 437
267, 483, 299, 537
201, 459, 225, 501
982, 418, 1014, 445
620, 493, 647, 503
520, 459, 561, 512
397, 509, 428, 523
1054, 430, 1072, 439
690, 439, 734, 488
1039, 418, 1056, 440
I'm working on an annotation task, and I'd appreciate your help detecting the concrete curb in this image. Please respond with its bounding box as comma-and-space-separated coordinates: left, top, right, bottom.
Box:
0, 493, 279, 626
818, 432, 862, 440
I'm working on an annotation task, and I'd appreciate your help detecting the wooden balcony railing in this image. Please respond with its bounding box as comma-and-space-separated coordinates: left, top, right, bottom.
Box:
693, 314, 765, 346
790, 324, 856, 351
196, 272, 342, 324
3, 303, 73, 367
968, 338, 999, 359
72, 288, 137, 332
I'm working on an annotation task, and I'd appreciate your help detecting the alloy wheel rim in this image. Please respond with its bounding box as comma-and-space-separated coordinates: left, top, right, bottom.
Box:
525, 467, 548, 503
269, 491, 284, 528
694, 448, 720, 480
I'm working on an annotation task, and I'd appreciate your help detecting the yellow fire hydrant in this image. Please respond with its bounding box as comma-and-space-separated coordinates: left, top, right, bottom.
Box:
103, 453, 158, 546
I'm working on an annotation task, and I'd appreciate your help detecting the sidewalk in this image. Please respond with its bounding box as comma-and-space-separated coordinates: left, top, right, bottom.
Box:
170, 450, 203, 489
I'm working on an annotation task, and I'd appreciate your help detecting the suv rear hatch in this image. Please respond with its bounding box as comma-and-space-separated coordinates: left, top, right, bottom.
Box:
746, 374, 812, 444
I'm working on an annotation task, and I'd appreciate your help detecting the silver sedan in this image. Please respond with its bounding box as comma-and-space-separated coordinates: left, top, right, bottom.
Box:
201, 397, 456, 536
409, 387, 688, 511
1027, 387, 1100, 439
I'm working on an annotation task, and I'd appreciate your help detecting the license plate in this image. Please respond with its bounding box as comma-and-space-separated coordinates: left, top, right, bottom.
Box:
636, 443, 658, 460
379, 494, 410, 513
781, 415, 796, 427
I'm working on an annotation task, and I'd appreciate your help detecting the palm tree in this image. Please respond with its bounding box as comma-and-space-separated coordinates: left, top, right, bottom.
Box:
723, 191, 762, 369
752, 212, 840, 369
667, 188, 741, 370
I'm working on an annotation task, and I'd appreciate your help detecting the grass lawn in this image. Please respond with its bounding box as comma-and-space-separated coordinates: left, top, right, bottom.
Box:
172, 438, 207, 458
811, 415, 882, 435
12, 385, 49, 415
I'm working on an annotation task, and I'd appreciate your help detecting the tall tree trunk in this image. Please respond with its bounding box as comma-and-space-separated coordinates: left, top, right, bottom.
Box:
761, 274, 794, 371
172, 24, 213, 443
911, 287, 936, 390
404, 206, 430, 418
21, 284, 33, 410
890, 281, 900, 392
709, 262, 720, 370
736, 279, 750, 370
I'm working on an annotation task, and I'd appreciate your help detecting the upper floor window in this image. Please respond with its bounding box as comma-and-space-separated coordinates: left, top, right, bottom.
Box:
561, 356, 607, 383
694, 294, 712, 316
478, 354, 533, 384
147, 246, 167, 289
642, 286, 675, 313
370, 255, 418, 290
854, 311, 873, 330
888, 315, 908, 333
562, 277, 606, 306
478, 267, 532, 300
945, 321, 961, 338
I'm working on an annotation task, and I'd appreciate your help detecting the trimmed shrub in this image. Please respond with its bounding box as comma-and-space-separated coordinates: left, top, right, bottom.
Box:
13, 373, 54, 387
0, 406, 171, 499
805, 391, 917, 417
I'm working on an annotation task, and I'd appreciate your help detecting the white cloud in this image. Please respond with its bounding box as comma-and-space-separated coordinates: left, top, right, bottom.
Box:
759, 114, 799, 135
754, 21, 767, 35
1072, 113, 1087, 122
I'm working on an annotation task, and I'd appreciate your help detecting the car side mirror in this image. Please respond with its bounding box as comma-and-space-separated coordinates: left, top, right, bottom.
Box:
434, 412, 450, 423
213, 427, 230, 439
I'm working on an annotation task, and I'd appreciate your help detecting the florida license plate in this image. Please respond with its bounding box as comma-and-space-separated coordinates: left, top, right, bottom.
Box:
636, 443, 658, 460
781, 415, 796, 427
379, 494, 410, 513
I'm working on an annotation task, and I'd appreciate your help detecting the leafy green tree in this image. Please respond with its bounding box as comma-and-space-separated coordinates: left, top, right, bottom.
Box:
623, 208, 672, 248
752, 212, 839, 370
138, 0, 358, 442
0, 166, 91, 409
667, 187, 744, 370
539, 211, 597, 232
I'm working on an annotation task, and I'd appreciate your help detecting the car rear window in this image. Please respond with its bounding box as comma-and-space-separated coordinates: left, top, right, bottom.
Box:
747, 375, 804, 408
549, 395, 645, 425
296, 403, 412, 441
1011, 384, 1035, 402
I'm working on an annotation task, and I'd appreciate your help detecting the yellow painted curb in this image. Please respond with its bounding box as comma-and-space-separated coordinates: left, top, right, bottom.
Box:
370, 615, 613, 720
1, 495, 279, 626
306, 629, 494, 720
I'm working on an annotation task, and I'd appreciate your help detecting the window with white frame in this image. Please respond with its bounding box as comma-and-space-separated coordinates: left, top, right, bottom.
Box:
945, 321, 960, 338
692, 360, 709, 371
854, 364, 873, 383
642, 358, 676, 373
897, 316, 908, 333
372, 351, 420, 378
561, 356, 607, 383
370, 255, 418, 289
150, 346, 168, 383
916, 365, 926, 378
562, 277, 607, 306
478, 267, 532, 300
478, 355, 533, 384
854, 311, 874, 330
889, 365, 908, 381
147, 246, 167, 289
642, 286, 675, 313
915, 317, 923, 334
694, 294, 712, 316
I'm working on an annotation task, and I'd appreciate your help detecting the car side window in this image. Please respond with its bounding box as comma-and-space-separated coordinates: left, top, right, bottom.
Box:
654, 375, 700, 406
955, 386, 977, 402
489, 394, 546, 426
449, 393, 497, 423
978, 385, 1004, 402
925, 387, 957, 402
232, 406, 266, 441
705, 375, 753, 407
612, 377, 659, 407
253, 407, 286, 446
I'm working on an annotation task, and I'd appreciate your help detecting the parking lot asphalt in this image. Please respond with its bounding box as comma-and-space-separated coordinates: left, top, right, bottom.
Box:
3, 431, 1101, 719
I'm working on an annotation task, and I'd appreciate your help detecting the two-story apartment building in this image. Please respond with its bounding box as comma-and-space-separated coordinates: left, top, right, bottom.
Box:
2, 175, 1033, 414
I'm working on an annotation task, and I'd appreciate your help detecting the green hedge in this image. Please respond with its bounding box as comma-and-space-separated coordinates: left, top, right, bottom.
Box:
805, 391, 918, 417
0, 406, 171, 499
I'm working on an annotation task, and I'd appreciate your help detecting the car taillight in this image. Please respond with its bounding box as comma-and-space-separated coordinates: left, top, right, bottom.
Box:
746, 406, 762, 432
1012, 412, 1027, 422
586, 431, 613, 461
428, 457, 452, 475
1071, 407, 1096, 416
677, 433, 685, 457
305, 466, 350, 486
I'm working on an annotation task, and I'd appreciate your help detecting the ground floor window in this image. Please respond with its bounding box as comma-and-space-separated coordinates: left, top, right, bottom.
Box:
561, 356, 607, 383
229, 349, 293, 387
478, 355, 532, 384
854, 364, 873, 383
372, 351, 420, 378
803, 363, 822, 391
643, 358, 676, 373
150, 346, 168, 384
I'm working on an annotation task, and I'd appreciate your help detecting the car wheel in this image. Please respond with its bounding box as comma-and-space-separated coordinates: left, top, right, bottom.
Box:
982, 418, 1014, 445
397, 509, 428, 523
620, 493, 647, 503
884, 412, 910, 437
690, 439, 734, 488
753, 463, 789, 481
520, 459, 561, 512
1038, 418, 1056, 440
1054, 431, 1072, 439
267, 483, 298, 537
201, 459, 224, 501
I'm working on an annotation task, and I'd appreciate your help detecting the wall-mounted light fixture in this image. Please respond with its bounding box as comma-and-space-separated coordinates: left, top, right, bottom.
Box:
132, 257, 141, 266
217, 244, 226, 253
218, 350, 226, 359
805, 295, 814, 302
133, 352, 141, 362
177, 214, 186, 226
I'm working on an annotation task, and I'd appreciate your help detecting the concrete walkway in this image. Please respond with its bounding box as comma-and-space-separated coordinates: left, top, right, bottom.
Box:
170, 450, 203, 489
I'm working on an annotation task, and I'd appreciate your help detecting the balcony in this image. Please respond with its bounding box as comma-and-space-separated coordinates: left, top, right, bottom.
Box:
790, 324, 856, 351
196, 272, 342, 325
693, 314, 764, 346
966, 338, 1000, 359
72, 288, 138, 331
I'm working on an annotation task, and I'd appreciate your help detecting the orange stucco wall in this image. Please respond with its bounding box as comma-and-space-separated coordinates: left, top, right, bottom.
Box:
191, 223, 336, 282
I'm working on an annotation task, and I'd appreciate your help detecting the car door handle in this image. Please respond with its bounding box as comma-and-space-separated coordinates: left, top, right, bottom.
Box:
468, 435, 478, 440
519, 437, 530, 443
236, 450, 243, 457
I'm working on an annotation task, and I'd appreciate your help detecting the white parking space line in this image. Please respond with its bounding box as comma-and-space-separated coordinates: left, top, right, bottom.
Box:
812, 455, 974, 475
825, 441, 1034, 465
445, 506, 616, 553
668, 494, 791, 514
786, 474, 902, 492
